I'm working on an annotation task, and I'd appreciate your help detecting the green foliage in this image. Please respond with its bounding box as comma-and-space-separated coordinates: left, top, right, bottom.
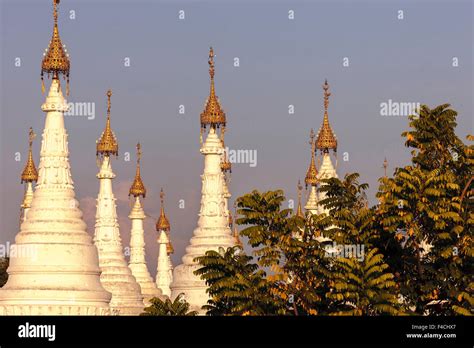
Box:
235, 189, 334, 315
319, 174, 401, 315
377, 104, 473, 315
141, 294, 198, 316
194, 103, 472, 316
196, 175, 400, 316
195, 247, 282, 315
319, 173, 376, 247
327, 248, 401, 315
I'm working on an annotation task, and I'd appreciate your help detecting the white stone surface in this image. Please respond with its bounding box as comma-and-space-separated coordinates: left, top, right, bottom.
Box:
128, 196, 163, 305
94, 156, 144, 315
317, 153, 338, 215
0, 79, 111, 315
304, 185, 319, 215
21, 182, 34, 223
155, 230, 172, 297
171, 128, 235, 313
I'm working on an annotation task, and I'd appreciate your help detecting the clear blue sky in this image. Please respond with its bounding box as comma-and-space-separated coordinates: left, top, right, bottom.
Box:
0, 0, 472, 273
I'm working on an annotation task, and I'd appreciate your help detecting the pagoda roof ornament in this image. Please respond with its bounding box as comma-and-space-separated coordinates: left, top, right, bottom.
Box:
383, 157, 388, 177
129, 143, 147, 198
316, 80, 337, 153
21, 127, 39, 184
96, 90, 119, 158
296, 180, 304, 218
156, 188, 171, 233
41, 0, 70, 95
156, 188, 173, 254
305, 128, 319, 188
200, 47, 226, 134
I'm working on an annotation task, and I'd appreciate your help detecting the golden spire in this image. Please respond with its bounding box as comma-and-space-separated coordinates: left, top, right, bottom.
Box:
21, 127, 39, 184
305, 128, 318, 188
96, 90, 119, 158
383, 157, 388, 177
156, 188, 173, 254
316, 80, 337, 153
156, 188, 171, 232
296, 180, 304, 218
41, 0, 71, 95
129, 143, 147, 198
200, 47, 226, 136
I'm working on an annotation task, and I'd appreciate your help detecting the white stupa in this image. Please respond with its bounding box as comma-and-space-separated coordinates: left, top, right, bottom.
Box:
19, 128, 39, 224
171, 47, 235, 313
304, 129, 319, 216
94, 90, 144, 315
156, 231, 172, 297
128, 143, 163, 305
0, 0, 111, 315
315, 80, 338, 216
155, 189, 173, 297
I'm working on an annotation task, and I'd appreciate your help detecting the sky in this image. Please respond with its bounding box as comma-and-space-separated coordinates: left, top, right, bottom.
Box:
0, 0, 472, 274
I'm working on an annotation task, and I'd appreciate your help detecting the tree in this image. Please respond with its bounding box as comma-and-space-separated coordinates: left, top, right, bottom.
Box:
195, 246, 280, 315
377, 104, 473, 315
320, 174, 402, 315
235, 189, 333, 315
319, 173, 375, 247
196, 103, 472, 316
141, 294, 198, 316
327, 248, 401, 315
196, 177, 401, 316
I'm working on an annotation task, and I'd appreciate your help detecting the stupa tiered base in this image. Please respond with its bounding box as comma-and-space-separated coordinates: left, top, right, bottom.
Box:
171, 129, 235, 313
0, 79, 112, 315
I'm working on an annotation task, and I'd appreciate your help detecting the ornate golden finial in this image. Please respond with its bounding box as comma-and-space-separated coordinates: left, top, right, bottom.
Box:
296, 180, 304, 218
107, 89, 112, 114
200, 47, 226, 135
41, 0, 70, 95
21, 127, 38, 183
383, 157, 388, 177
96, 89, 119, 158
156, 188, 171, 232
156, 188, 172, 254
323, 79, 330, 110
209, 47, 215, 79
316, 80, 337, 153
129, 142, 146, 198
305, 129, 318, 188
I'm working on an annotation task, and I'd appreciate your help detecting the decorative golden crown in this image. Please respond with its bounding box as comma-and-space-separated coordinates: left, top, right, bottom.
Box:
21, 127, 38, 183
316, 80, 337, 152
129, 143, 147, 198
41, 0, 70, 94
156, 188, 171, 232
305, 129, 319, 187
97, 90, 119, 157
200, 47, 226, 129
